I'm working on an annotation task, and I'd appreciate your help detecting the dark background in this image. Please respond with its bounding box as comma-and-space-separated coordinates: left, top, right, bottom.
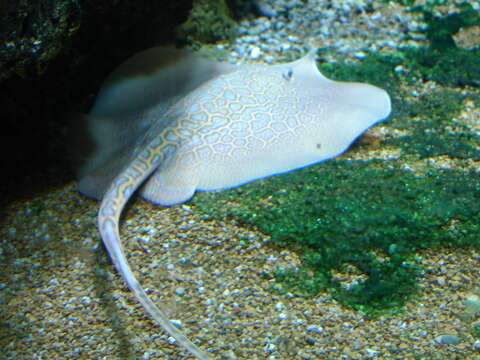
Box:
0, 0, 199, 203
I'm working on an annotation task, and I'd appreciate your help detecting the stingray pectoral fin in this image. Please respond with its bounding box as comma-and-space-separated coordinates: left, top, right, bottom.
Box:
78, 149, 135, 200
98, 145, 210, 360
92, 47, 236, 118
334, 81, 391, 123
70, 112, 155, 199
140, 162, 198, 206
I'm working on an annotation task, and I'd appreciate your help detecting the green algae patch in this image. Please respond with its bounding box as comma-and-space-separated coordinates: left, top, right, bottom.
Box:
194, 160, 480, 316
402, 47, 480, 87
403, 2, 480, 86
386, 90, 480, 160
413, 2, 480, 50
320, 45, 479, 91
320, 1, 480, 88
192, 45, 480, 316
191, 6, 480, 315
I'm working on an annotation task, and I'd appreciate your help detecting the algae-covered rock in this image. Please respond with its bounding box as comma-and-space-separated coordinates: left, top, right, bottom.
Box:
0, 0, 195, 81
225, 0, 259, 19
177, 0, 236, 44
0, 0, 81, 80
0, 0, 193, 190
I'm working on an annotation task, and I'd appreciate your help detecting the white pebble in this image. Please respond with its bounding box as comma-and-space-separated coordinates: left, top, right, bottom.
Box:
170, 319, 183, 329
264, 343, 276, 353
80, 296, 91, 305
435, 334, 460, 345
473, 340, 480, 350
365, 348, 379, 357
307, 324, 323, 334
354, 51, 366, 60
250, 46, 262, 59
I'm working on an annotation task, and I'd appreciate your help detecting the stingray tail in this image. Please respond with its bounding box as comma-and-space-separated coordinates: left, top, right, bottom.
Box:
98, 142, 210, 360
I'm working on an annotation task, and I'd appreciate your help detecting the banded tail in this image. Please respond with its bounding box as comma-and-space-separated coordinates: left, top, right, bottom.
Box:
98, 140, 210, 360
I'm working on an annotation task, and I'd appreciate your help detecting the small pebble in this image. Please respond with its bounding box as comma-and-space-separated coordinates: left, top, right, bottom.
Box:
205, 298, 214, 306
473, 340, 480, 351
352, 339, 363, 350
365, 348, 379, 357
170, 319, 182, 329
250, 46, 262, 59
354, 51, 367, 59
465, 294, 480, 315
264, 343, 275, 353
435, 335, 460, 345
264, 55, 274, 64
307, 325, 323, 334
8, 227, 16, 237
80, 296, 91, 305
223, 350, 237, 360
175, 287, 185, 296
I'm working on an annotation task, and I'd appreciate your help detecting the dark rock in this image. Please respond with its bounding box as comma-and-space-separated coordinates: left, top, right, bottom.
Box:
0, 0, 194, 199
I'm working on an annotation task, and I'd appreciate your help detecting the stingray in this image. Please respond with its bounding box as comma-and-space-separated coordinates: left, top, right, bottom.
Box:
73, 46, 391, 359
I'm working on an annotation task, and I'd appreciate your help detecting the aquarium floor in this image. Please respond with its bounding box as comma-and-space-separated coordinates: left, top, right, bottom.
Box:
2, 0, 480, 359
1, 180, 479, 359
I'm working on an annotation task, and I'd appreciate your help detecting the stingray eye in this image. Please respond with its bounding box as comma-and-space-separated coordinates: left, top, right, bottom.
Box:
282, 68, 293, 81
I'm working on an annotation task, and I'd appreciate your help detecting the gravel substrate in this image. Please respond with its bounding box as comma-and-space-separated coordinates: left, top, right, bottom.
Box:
1, 0, 480, 359
1, 182, 480, 359
221, 0, 429, 64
